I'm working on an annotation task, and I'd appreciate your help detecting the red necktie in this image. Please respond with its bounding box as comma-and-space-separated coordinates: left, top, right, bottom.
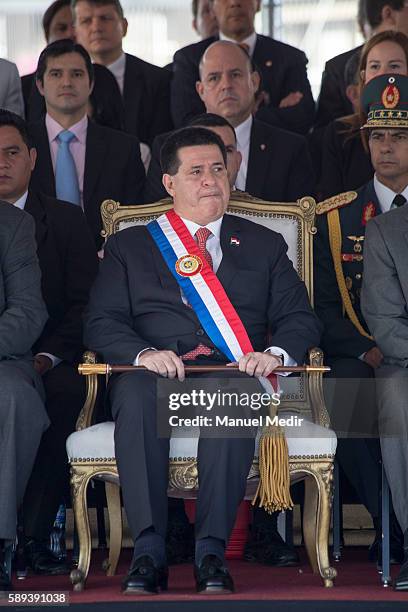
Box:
195, 227, 213, 269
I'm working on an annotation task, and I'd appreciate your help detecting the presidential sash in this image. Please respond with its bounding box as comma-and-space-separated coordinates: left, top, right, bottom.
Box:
147, 209, 278, 391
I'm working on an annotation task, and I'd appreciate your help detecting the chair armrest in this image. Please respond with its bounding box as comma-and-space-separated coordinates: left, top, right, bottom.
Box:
307, 347, 331, 428
75, 350, 100, 431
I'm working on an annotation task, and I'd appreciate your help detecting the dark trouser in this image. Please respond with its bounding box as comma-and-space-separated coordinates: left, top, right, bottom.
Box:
325, 357, 380, 519
0, 360, 49, 541
23, 363, 85, 540
109, 370, 257, 544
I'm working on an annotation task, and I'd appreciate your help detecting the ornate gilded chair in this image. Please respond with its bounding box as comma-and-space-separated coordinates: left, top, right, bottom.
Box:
66, 193, 337, 590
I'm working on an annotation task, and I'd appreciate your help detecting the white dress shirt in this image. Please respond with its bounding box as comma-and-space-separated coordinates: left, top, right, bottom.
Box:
219, 31, 257, 58
373, 174, 408, 213
135, 215, 296, 370
107, 51, 126, 95
11, 191, 61, 369
235, 115, 253, 192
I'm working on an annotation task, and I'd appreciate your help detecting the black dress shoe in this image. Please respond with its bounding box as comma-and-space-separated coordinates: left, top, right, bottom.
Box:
122, 555, 168, 595
24, 539, 69, 576
194, 555, 234, 594
244, 524, 299, 567
368, 516, 404, 566
394, 558, 408, 591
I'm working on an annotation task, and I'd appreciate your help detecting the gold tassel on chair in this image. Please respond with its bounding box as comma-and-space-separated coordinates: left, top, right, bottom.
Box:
252, 400, 294, 513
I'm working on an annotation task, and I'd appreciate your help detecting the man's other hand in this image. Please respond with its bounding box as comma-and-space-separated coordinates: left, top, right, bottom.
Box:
279, 91, 303, 108
33, 354, 53, 376
363, 346, 384, 369
228, 351, 282, 377
139, 349, 185, 381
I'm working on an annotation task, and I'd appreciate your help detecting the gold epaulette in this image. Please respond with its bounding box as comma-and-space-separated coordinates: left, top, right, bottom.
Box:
316, 191, 358, 215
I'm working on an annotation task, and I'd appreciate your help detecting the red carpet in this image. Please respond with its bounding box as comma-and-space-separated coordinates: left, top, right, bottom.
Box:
7, 548, 408, 605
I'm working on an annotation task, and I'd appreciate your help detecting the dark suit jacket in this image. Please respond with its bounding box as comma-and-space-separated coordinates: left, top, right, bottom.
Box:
28, 118, 145, 248
0, 202, 47, 360
25, 191, 98, 363
122, 53, 173, 146
84, 214, 321, 365
315, 46, 362, 129
319, 118, 373, 199
171, 34, 315, 135
144, 118, 315, 203
314, 180, 379, 359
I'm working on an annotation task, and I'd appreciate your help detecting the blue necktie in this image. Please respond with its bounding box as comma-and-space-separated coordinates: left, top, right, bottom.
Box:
55, 130, 81, 206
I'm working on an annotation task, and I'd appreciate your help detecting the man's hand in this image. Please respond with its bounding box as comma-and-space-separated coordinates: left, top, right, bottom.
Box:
139, 349, 185, 381
279, 91, 303, 108
228, 351, 282, 377
363, 346, 384, 369
33, 354, 53, 376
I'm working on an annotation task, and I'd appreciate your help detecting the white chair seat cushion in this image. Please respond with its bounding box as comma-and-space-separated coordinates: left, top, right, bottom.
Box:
66, 412, 337, 462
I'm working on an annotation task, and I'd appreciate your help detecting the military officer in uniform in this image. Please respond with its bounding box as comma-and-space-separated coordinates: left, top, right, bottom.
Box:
314, 73, 408, 562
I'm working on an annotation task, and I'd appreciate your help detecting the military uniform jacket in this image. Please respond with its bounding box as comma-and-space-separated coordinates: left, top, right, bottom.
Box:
314, 180, 379, 359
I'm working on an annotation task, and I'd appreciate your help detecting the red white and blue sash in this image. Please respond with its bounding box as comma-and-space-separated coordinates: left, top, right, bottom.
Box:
147, 210, 278, 391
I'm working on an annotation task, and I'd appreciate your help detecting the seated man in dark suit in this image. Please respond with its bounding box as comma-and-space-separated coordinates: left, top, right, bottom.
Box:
28, 39, 145, 249
0, 108, 99, 575
0, 201, 49, 592
147, 42, 314, 205
72, 0, 173, 146
171, 0, 315, 134
84, 127, 321, 594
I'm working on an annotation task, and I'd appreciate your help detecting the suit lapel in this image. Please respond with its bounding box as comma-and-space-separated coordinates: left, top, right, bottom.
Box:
123, 54, 143, 134
245, 119, 269, 196
31, 120, 55, 196
83, 121, 107, 210
25, 191, 48, 246
217, 215, 242, 293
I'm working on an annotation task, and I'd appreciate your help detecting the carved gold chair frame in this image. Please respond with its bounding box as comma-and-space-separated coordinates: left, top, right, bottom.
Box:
69, 193, 336, 590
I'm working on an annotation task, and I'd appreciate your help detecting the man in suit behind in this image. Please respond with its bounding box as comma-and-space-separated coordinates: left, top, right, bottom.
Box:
84, 127, 321, 594
72, 0, 173, 146
0, 202, 49, 592
28, 39, 145, 249
171, 0, 315, 135
0, 58, 25, 117
146, 42, 314, 205
0, 108, 99, 574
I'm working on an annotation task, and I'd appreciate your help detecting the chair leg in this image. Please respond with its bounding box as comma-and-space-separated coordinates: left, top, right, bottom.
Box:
381, 463, 391, 587
332, 460, 342, 562
105, 482, 122, 576
303, 465, 337, 587
69, 465, 93, 591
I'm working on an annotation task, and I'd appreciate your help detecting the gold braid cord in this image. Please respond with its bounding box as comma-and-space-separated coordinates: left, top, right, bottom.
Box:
252, 398, 294, 513
327, 209, 373, 340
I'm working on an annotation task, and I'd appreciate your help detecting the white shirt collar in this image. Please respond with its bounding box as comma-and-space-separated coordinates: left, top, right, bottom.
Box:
12, 191, 28, 210
180, 215, 223, 241
107, 51, 126, 95
373, 174, 408, 213
219, 31, 257, 57
235, 114, 253, 149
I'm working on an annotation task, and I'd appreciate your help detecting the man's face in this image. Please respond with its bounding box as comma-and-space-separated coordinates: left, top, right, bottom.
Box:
193, 0, 218, 39
211, 0, 260, 39
73, 1, 127, 60
205, 124, 241, 186
393, 3, 408, 37
36, 52, 93, 117
0, 126, 36, 203
197, 43, 259, 126
47, 5, 75, 43
163, 144, 230, 225
369, 128, 408, 181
